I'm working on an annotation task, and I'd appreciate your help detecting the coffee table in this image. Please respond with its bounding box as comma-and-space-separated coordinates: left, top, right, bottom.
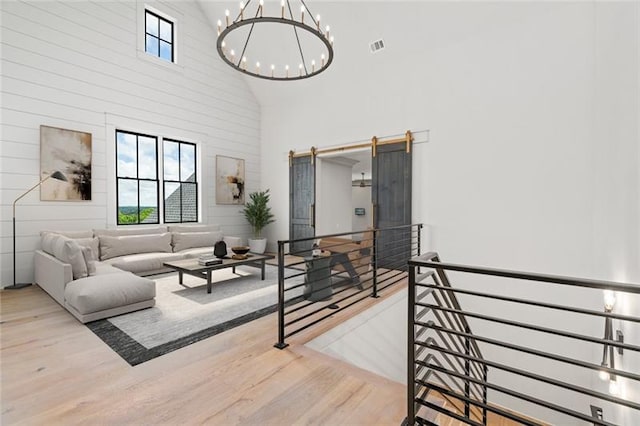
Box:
163, 254, 275, 294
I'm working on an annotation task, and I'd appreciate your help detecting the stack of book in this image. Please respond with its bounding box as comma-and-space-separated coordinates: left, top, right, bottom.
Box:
198, 255, 222, 266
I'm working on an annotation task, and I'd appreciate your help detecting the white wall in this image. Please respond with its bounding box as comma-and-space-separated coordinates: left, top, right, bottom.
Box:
255, 2, 639, 424
591, 3, 640, 422
315, 157, 353, 236
352, 186, 372, 232
0, 0, 261, 286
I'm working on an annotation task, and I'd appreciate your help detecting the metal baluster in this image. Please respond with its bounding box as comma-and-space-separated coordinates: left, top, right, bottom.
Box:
407, 263, 416, 425
274, 241, 288, 349
465, 333, 471, 419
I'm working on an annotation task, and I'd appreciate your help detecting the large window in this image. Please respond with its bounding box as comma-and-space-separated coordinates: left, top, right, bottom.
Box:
163, 140, 197, 223
116, 131, 197, 225
145, 10, 174, 62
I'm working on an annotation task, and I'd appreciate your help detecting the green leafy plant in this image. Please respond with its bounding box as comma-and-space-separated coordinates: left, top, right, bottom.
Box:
242, 189, 275, 238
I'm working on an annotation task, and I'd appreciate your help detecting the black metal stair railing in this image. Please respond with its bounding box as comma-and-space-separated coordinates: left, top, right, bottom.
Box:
407, 252, 640, 426
274, 224, 423, 349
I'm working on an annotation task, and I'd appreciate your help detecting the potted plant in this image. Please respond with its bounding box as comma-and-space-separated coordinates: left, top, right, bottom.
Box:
242, 189, 275, 254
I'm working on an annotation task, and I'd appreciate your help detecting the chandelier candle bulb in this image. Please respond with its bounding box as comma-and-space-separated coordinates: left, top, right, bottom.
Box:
259, 0, 263, 17
301, 5, 305, 23
316, 14, 320, 30
321, 53, 325, 66
330, 35, 334, 46
281, 0, 284, 18
271, 64, 275, 77
242, 56, 247, 69
225, 9, 230, 26
240, 1, 244, 19
256, 62, 260, 74
299, 63, 303, 76
325, 25, 330, 38
217, 19, 222, 34
311, 59, 315, 72
285, 64, 289, 77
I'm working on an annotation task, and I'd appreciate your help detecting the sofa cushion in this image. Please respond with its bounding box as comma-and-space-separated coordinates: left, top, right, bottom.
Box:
94, 262, 124, 275
168, 224, 220, 233
64, 273, 155, 315
99, 233, 172, 260
94, 226, 168, 237
41, 233, 88, 279
41, 230, 93, 239
171, 231, 223, 252
103, 252, 184, 274
178, 246, 216, 258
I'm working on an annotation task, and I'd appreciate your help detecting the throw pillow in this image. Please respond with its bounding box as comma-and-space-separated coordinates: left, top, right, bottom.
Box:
81, 246, 97, 276
74, 237, 100, 260
171, 231, 224, 252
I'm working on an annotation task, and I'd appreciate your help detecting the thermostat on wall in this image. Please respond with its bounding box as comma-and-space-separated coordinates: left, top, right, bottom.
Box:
355, 208, 365, 216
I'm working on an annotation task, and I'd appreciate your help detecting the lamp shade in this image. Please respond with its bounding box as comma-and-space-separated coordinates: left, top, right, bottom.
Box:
49, 170, 68, 182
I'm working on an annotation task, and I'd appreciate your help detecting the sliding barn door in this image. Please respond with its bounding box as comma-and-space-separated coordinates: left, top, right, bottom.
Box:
289, 154, 315, 255
372, 136, 412, 270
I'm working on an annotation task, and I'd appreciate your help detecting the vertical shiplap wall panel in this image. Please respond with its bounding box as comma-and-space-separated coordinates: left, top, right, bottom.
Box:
0, 0, 261, 286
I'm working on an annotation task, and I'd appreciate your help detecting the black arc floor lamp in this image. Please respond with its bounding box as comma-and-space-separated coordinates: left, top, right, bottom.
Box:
8, 170, 67, 290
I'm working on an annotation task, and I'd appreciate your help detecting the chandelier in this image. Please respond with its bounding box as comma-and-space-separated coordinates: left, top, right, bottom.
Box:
216, 0, 334, 81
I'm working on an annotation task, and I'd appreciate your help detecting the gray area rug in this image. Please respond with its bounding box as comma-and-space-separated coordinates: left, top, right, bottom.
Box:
87, 264, 305, 365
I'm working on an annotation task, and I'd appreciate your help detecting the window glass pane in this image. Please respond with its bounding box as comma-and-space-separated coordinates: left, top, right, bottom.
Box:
146, 12, 159, 36
180, 144, 195, 182
163, 141, 179, 181
138, 137, 157, 179
164, 182, 181, 222
139, 181, 158, 223
118, 179, 139, 224
146, 35, 159, 55
159, 41, 172, 62
116, 132, 137, 178
160, 20, 172, 42
181, 183, 197, 222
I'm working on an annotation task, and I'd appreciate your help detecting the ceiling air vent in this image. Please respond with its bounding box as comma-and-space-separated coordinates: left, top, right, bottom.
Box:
369, 39, 385, 53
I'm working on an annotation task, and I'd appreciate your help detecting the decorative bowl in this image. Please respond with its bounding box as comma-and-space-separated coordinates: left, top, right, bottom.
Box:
231, 246, 250, 256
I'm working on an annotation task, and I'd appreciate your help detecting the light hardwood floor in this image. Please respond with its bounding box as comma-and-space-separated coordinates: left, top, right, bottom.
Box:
1, 279, 525, 425
1, 281, 410, 425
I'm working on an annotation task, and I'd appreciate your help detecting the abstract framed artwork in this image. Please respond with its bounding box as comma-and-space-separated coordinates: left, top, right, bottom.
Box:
40, 125, 92, 201
215, 155, 245, 205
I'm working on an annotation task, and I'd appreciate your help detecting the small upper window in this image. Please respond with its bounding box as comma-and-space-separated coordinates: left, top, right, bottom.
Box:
145, 10, 174, 62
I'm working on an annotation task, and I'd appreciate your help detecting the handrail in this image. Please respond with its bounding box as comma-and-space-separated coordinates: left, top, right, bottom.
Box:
412, 257, 640, 294
407, 252, 639, 426
275, 224, 423, 349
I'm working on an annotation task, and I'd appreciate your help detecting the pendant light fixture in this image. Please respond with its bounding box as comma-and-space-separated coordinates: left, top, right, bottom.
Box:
216, 0, 334, 81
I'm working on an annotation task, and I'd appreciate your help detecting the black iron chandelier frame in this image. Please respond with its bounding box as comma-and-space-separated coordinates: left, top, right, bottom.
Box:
216, 0, 334, 81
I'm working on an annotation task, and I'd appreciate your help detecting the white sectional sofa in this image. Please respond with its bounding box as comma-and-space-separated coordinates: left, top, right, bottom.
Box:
34, 224, 242, 323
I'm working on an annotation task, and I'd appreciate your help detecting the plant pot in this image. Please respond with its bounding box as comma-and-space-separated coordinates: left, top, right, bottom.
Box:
248, 238, 267, 254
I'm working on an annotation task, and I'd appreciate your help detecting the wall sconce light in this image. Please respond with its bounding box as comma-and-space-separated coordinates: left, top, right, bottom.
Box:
599, 290, 624, 395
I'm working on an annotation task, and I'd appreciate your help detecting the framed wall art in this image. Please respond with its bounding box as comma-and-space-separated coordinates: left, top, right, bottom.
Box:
215, 155, 245, 205
40, 125, 92, 201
